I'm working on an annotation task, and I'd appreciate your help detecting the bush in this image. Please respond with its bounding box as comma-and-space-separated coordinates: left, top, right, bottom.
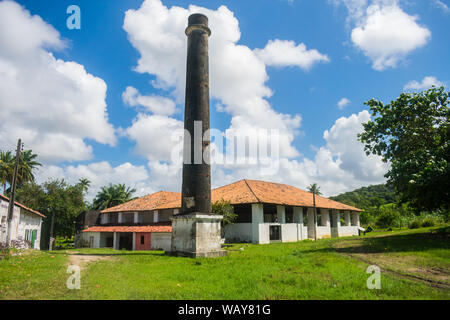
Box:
408, 220, 422, 229
366, 225, 374, 233
360, 211, 375, 226
421, 218, 435, 227
54, 236, 74, 250
376, 209, 399, 228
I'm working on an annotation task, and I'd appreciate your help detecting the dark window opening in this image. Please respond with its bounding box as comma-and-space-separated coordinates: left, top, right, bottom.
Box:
263, 204, 277, 223
140, 235, 145, 245
269, 225, 281, 241
234, 204, 252, 223
285, 206, 293, 223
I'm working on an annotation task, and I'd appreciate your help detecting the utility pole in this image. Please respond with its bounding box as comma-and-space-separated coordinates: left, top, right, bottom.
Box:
5, 139, 22, 247
313, 192, 317, 241
49, 211, 55, 251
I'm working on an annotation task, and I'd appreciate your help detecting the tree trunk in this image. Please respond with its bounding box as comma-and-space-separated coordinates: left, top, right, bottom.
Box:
313, 193, 317, 241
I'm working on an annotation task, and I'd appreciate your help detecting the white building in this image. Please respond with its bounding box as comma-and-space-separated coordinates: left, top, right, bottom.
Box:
0, 194, 45, 250
80, 180, 362, 250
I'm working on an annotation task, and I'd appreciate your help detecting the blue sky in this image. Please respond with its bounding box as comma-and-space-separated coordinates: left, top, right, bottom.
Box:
1, 0, 449, 199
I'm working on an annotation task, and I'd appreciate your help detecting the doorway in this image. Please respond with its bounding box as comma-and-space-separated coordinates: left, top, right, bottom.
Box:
119, 233, 133, 250
269, 225, 281, 242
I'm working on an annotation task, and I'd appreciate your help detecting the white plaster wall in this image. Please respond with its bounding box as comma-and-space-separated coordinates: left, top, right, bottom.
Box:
0, 198, 43, 249
17, 210, 42, 249
258, 223, 270, 244
82, 232, 101, 248
0, 200, 8, 244
252, 204, 264, 244
277, 205, 286, 224
281, 224, 298, 242
338, 226, 359, 237
224, 223, 252, 243
151, 233, 171, 251
297, 224, 308, 240
307, 207, 316, 239
316, 226, 331, 239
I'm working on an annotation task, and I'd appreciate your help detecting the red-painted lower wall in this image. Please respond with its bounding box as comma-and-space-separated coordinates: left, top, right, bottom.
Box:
135, 232, 151, 251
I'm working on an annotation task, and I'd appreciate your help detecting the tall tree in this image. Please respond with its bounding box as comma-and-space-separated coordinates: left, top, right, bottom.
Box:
212, 198, 237, 237
92, 183, 136, 210
15, 179, 88, 249
358, 87, 449, 212
0, 150, 14, 194
0, 149, 42, 193
17, 150, 42, 186
307, 183, 322, 241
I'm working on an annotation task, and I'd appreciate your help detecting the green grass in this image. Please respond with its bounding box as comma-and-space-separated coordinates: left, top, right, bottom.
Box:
1, 226, 449, 300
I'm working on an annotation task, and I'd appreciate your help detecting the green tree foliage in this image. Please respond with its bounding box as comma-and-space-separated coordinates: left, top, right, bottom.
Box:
0, 150, 14, 194
0, 149, 42, 194
212, 198, 237, 230
92, 183, 136, 210
15, 179, 89, 249
330, 184, 398, 210
358, 87, 449, 212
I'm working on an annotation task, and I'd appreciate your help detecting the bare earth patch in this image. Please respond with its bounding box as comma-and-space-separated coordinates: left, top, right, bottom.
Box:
67, 252, 115, 270
334, 240, 450, 289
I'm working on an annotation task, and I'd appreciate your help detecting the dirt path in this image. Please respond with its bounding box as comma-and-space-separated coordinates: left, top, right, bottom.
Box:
66, 252, 114, 270
333, 240, 450, 290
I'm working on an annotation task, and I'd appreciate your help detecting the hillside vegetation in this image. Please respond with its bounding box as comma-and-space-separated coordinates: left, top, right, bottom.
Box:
330, 184, 398, 210
330, 184, 448, 230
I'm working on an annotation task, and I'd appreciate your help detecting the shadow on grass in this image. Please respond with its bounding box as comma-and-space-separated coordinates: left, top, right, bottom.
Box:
295, 227, 450, 256
47, 251, 165, 257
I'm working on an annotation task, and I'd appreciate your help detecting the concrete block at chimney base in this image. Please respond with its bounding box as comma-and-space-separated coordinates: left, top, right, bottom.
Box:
169, 213, 227, 258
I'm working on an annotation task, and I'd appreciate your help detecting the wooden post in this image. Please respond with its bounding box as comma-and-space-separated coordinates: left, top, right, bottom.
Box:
5, 139, 22, 247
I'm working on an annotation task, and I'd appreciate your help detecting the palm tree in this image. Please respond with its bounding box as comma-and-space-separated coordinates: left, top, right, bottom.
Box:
1, 149, 42, 194
17, 150, 42, 186
78, 178, 91, 193
0, 150, 14, 194
92, 183, 136, 211
307, 183, 322, 241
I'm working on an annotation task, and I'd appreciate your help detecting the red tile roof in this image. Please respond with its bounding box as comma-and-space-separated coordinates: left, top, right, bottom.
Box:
101, 179, 361, 213
0, 194, 46, 218
101, 191, 180, 213
82, 225, 172, 233
230, 180, 362, 212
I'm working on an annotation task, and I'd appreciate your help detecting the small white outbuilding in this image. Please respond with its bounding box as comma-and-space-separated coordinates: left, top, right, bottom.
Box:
0, 194, 45, 250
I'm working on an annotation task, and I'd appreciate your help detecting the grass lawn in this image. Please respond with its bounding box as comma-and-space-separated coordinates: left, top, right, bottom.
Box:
0, 226, 449, 300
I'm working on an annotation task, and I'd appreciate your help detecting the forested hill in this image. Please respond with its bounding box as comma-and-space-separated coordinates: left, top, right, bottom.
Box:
330, 184, 399, 210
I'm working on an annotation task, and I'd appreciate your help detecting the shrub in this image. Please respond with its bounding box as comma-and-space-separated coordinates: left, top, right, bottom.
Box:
421, 218, 435, 227
366, 225, 374, 233
408, 220, 422, 229
376, 209, 399, 228
54, 236, 74, 250
360, 211, 375, 226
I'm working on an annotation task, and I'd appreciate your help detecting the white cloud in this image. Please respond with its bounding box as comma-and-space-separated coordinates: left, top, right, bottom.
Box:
36, 161, 151, 201
122, 86, 177, 116
254, 39, 329, 70
403, 76, 445, 91
351, 4, 431, 70
125, 113, 183, 162
0, 1, 116, 162
434, 0, 450, 13
337, 98, 351, 109
332, 1, 431, 71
